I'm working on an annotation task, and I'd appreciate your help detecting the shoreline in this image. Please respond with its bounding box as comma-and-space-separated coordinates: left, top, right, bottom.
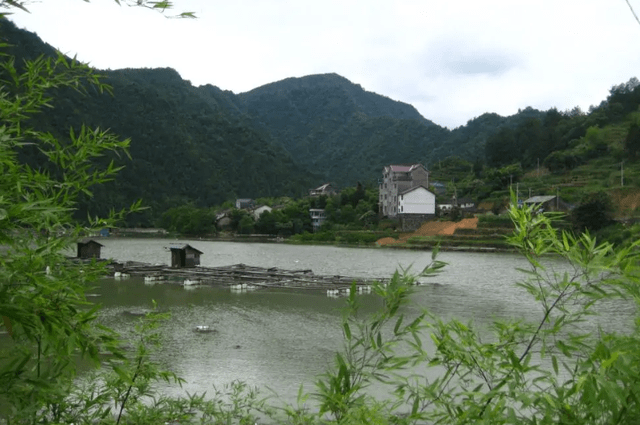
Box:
100, 232, 515, 253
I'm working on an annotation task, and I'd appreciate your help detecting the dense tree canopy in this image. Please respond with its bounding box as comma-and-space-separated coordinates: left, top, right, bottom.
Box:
571, 191, 615, 232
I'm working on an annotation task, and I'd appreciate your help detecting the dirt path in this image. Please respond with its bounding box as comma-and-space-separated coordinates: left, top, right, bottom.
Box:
376, 217, 478, 246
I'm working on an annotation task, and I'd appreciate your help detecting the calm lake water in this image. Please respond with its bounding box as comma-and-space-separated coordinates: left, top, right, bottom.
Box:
87, 239, 636, 406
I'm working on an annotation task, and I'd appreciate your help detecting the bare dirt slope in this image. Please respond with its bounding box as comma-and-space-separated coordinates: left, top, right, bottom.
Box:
377, 217, 478, 246
610, 188, 640, 216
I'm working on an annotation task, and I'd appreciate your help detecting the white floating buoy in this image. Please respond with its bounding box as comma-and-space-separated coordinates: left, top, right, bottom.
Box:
326, 289, 340, 297
230, 283, 246, 292
357, 285, 372, 294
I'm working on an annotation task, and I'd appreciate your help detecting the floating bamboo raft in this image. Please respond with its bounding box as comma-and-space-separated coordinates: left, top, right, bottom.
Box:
109, 262, 389, 291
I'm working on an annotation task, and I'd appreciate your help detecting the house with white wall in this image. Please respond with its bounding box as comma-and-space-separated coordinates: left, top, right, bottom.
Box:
309, 208, 327, 231
379, 164, 430, 218
250, 205, 272, 220
399, 186, 436, 215
398, 185, 436, 231
379, 164, 435, 230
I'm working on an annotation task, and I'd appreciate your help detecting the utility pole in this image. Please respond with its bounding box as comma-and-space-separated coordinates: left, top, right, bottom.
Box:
621, 161, 624, 187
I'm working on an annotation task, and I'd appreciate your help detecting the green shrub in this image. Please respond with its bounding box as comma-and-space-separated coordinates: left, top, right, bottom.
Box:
477, 213, 514, 227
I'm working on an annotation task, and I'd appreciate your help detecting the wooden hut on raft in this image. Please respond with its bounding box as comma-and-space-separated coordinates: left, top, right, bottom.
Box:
169, 244, 203, 268
77, 239, 104, 259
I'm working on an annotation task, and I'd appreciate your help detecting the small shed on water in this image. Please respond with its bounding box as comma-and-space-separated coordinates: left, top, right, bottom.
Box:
77, 239, 104, 259
169, 244, 203, 268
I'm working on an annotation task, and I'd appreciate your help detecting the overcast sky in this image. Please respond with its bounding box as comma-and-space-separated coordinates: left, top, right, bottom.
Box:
8, 0, 640, 128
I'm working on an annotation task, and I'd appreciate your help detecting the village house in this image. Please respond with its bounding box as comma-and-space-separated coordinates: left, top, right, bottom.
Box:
250, 205, 272, 220
457, 197, 476, 210
438, 195, 476, 212
379, 164, 430, 217
379, 164, 435, 231
523, 195, 571, 212
309, 183, 337, 197
215, 208, 232, 229
235, 198, 255, 209
430, 181, 447, 195
309, 208, 327, 232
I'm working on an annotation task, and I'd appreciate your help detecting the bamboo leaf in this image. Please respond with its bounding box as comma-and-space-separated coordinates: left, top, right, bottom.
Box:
343, 322, 351, 340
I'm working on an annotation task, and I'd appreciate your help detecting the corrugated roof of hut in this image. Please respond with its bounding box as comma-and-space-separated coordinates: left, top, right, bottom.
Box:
168, 243, 204, 254
78, 238, 104, 246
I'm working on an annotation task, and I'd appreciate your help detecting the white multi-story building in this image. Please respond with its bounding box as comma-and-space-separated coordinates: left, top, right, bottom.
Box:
379, 164, 431, 217
379, 164, 435, 230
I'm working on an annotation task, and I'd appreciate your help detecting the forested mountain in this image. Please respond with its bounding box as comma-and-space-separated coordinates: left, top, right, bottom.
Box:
444, 108, 547, 161
82, 68, 319, 224
5, 17, 639, 226
1, 19, 317, 225
232, 73, 451, 183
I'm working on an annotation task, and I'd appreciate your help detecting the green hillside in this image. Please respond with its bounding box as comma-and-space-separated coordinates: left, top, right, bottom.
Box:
0, 19, 318, 225
433, 94, 640, 223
